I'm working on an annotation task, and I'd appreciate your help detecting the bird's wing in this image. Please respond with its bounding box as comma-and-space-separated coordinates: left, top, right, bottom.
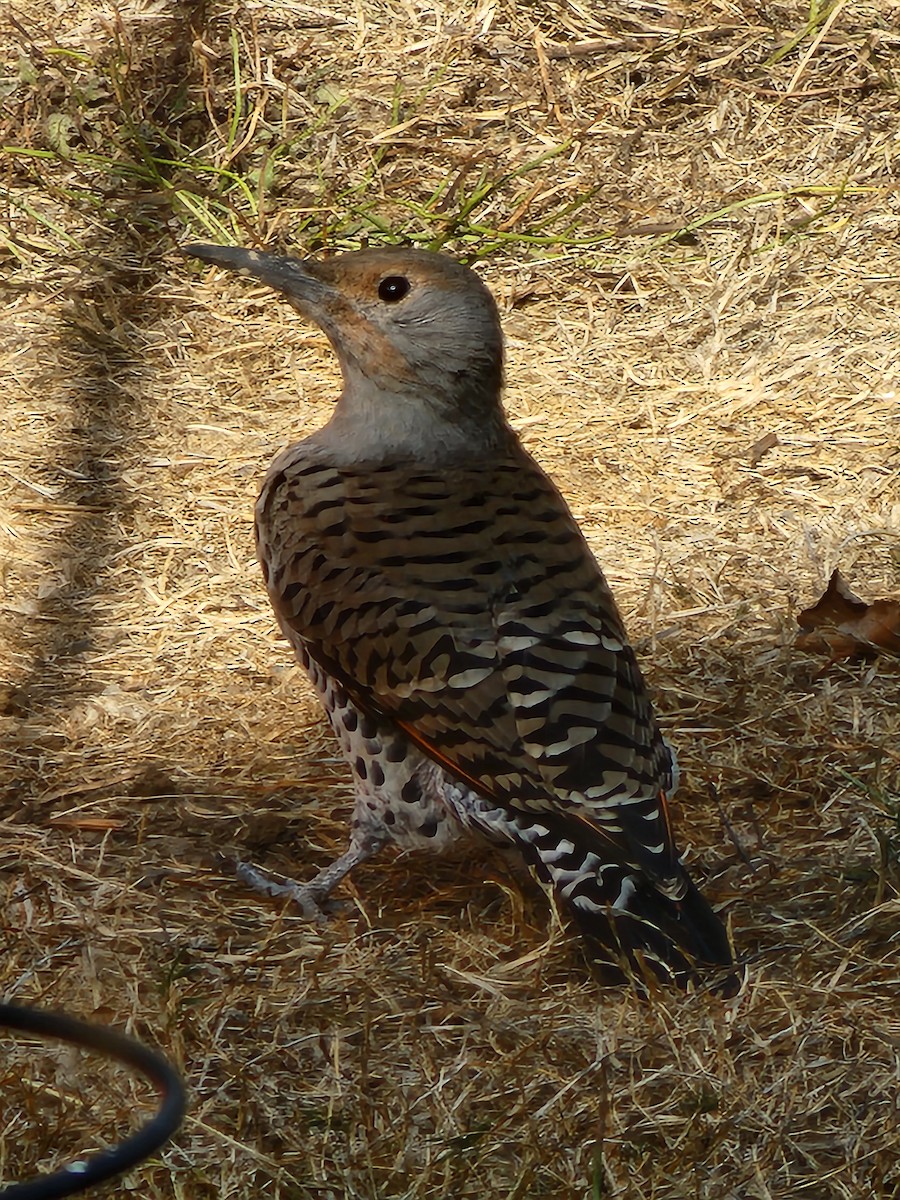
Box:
257, 449, 680, 883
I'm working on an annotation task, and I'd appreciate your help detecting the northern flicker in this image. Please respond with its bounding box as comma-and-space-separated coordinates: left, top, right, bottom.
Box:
185, 242, 738, 992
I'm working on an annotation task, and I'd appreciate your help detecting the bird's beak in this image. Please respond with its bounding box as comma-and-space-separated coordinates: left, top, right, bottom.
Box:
184, 242, 416, 394
184, 244, 331, 310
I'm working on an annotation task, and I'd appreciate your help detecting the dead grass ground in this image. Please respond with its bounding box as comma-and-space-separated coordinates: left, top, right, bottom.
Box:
1, 1, 899, 1197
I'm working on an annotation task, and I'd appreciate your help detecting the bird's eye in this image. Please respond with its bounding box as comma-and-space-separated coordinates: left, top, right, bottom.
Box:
378, 275, 411, 303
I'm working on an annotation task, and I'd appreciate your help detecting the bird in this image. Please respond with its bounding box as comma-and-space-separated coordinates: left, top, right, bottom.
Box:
184, 241, 738, 993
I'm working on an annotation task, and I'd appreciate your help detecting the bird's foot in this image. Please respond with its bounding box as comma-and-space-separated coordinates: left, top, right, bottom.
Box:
217, 834, 385, 921
232, 858, 342, 922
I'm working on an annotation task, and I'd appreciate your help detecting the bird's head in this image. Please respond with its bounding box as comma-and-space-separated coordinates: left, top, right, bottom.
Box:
185, 244, 508, 459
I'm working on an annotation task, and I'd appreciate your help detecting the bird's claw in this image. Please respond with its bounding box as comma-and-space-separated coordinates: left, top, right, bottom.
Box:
214, 855, 343, 922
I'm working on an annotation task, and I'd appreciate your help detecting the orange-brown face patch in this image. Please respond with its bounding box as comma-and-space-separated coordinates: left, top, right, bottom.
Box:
304, 252, 488, 387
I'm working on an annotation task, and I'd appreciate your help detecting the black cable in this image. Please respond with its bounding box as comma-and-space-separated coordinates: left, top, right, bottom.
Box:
0, 1003, 186, 1199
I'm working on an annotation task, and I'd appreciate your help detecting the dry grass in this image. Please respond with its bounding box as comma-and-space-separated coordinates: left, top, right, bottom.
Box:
2, 1, 900, 1196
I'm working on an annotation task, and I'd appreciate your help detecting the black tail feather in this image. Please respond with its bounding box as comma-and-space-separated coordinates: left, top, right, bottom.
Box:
571, 871, 741, 997
498, 808, 740, 994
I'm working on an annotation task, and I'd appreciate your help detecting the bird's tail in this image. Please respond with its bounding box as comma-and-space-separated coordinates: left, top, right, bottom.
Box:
505, 810, 740, 995
573, 868, 741, 996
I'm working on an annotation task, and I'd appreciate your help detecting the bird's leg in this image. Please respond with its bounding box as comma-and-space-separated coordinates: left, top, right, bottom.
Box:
233, 831, 386, 921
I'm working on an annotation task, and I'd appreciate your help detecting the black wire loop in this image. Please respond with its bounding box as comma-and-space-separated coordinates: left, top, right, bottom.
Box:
0, 1003, 185, 1199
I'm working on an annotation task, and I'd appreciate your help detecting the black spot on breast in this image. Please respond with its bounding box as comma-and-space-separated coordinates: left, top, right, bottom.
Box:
385, 739, 407, 763
401, 779, 422, 805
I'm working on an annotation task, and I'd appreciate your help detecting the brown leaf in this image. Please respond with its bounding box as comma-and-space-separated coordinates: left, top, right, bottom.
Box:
749, 431, 779, 466
796, 569, 900, 661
